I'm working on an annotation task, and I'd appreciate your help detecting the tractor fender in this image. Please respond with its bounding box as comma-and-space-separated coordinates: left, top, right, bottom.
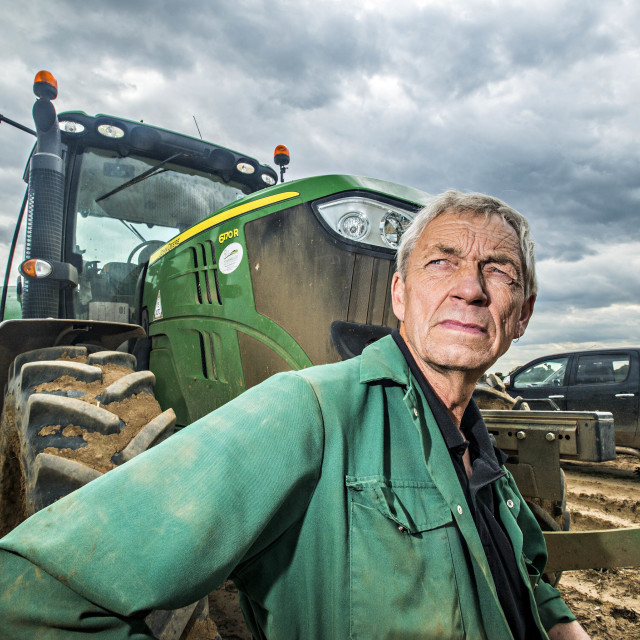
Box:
0, 319, 145, 413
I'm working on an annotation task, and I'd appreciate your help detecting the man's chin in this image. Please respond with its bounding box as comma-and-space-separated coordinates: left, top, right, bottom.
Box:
426, 347, 497, 376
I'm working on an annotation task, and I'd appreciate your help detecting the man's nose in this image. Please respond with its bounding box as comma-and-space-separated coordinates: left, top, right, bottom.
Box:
450, 263, 488, 304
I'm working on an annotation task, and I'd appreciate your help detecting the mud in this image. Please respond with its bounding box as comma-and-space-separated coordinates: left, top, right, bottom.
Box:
182, 615, 222, 640
208, 582, 250, 640
0, 408, 27, 535
557, 455, 640, 639
35, 363, 162, 473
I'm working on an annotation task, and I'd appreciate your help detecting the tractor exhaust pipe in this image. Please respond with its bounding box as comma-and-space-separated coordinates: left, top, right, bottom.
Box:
21, 71, 65, 319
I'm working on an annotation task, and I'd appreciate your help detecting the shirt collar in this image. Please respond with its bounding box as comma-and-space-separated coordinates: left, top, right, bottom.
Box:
390, 330, 507, 467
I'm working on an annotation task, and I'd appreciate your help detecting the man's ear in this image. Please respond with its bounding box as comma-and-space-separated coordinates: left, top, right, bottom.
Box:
391, 272, 406, 322
515, 294, 536, 339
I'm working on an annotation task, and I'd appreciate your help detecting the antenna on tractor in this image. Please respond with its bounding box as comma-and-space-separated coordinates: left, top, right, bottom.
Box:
193, 116, 203, 139
274, 144, 290, 183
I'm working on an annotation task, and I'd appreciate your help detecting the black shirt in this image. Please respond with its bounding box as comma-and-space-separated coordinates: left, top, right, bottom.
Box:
392, 331, 540, 640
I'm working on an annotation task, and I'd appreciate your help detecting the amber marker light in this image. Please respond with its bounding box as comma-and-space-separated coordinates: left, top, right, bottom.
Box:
33, 70, 58, 100
20, 259, 52, 278
274, 145, 290, 166
274, 145, 290, 183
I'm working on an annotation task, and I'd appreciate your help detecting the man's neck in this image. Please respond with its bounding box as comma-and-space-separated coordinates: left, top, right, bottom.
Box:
399, 328, 479, 428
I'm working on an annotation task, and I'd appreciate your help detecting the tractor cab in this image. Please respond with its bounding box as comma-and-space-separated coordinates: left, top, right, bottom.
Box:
5, 71, 278, 326
65, 135, 271, 324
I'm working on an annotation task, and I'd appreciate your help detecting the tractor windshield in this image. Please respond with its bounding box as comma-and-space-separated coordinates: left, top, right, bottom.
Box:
71, 147, 249, 322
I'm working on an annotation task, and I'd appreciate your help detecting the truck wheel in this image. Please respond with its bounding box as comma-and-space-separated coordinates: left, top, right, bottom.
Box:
0, 346, 212, 639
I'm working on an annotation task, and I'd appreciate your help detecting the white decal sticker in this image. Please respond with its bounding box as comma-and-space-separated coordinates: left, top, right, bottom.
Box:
154, 290, 163, 320
219, 242, 243, 274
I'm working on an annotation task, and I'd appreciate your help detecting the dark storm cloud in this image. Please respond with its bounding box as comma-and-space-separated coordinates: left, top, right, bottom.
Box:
535, 240, 596, 263
386, 2, 616, 102
8, 1, 384, 111
2, 0, 640, 363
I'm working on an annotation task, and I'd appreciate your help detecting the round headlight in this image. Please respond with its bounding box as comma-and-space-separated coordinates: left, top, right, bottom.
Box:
379, 211, 412, 249
338, 211, 370, 241
59, 120, 85, 134
236, 162, 255, 174
97, 124, 125, 138
261, 173, 276, 186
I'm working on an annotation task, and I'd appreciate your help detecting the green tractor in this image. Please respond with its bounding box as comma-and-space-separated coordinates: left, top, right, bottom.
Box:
0, 71, 439, 524
0, 71, 634, 637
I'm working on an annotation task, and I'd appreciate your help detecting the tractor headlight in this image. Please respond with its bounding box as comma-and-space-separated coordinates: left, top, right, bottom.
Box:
97, 123, 125, 139
338, 211, 370, 241
315, 196, 415, 251
260, 172, 276, 186
236, 161, 255, 175
59, 120, 85, 134
379, 210, 413, 249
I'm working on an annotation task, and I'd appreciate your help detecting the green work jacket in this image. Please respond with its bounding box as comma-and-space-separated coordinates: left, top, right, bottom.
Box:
0, 336, 573, 639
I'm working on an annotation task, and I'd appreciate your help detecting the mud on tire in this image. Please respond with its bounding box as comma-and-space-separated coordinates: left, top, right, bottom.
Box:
0, 346, 213, 639
0, 346, 175, 532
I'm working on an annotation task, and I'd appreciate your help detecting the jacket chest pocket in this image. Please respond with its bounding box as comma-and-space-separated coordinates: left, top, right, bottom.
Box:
346, 476, 465, 639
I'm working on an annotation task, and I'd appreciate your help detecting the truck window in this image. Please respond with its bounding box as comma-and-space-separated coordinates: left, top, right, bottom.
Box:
512, 357, 569, 389
575, 354, 630, 385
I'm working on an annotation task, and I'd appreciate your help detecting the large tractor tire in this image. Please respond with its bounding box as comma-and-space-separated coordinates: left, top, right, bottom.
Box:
0, 346, 217, 640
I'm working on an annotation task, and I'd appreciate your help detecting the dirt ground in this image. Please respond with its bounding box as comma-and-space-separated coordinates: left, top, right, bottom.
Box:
556, 455, 640, 639
208, 583, 250, 640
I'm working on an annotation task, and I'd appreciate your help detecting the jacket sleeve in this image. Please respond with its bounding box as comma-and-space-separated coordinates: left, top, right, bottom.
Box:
0, 371, 324, 639
504, 471, 577, 632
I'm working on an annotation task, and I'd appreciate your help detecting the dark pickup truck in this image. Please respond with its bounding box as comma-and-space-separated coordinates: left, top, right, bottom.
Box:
505, 348, 640, 451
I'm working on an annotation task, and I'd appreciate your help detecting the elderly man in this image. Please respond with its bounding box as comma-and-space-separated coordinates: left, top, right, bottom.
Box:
0, 190, 588, 639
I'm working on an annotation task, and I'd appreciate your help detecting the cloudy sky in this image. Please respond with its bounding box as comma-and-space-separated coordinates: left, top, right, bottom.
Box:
1, 0, 639, 374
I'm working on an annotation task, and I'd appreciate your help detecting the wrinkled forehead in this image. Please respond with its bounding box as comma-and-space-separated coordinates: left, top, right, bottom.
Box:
418, 209, 521, 259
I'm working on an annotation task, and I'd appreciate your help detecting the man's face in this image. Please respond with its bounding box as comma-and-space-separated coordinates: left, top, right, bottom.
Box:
392, 210, 535, 377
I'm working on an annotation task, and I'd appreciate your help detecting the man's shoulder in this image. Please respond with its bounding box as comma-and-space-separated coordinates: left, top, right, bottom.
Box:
236, 335, 407, 422
286, 351, 362, 389
290, 334, 407, 388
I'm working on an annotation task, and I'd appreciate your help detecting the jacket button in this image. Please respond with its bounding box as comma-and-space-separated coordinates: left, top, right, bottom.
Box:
507, 499, 514, 508
457, 505, 463, 515
413, 408, 418, 418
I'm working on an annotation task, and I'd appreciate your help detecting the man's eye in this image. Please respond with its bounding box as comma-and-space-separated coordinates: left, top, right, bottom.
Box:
426, 258, 448, 266
484, 264, 516, 281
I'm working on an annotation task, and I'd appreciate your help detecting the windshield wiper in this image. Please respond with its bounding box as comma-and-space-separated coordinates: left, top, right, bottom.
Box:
120, 219, 146, 242
95, 152, 182, 203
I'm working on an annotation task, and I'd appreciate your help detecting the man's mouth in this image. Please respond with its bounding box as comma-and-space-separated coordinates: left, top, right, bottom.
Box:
438, 320, 488, 335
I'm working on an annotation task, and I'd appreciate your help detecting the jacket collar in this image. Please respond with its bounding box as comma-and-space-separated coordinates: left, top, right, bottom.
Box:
361, 333, 508, 469
359, 334, 412, 386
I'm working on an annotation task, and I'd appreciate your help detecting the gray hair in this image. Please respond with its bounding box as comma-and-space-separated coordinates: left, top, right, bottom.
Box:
396, 190, 537, 297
